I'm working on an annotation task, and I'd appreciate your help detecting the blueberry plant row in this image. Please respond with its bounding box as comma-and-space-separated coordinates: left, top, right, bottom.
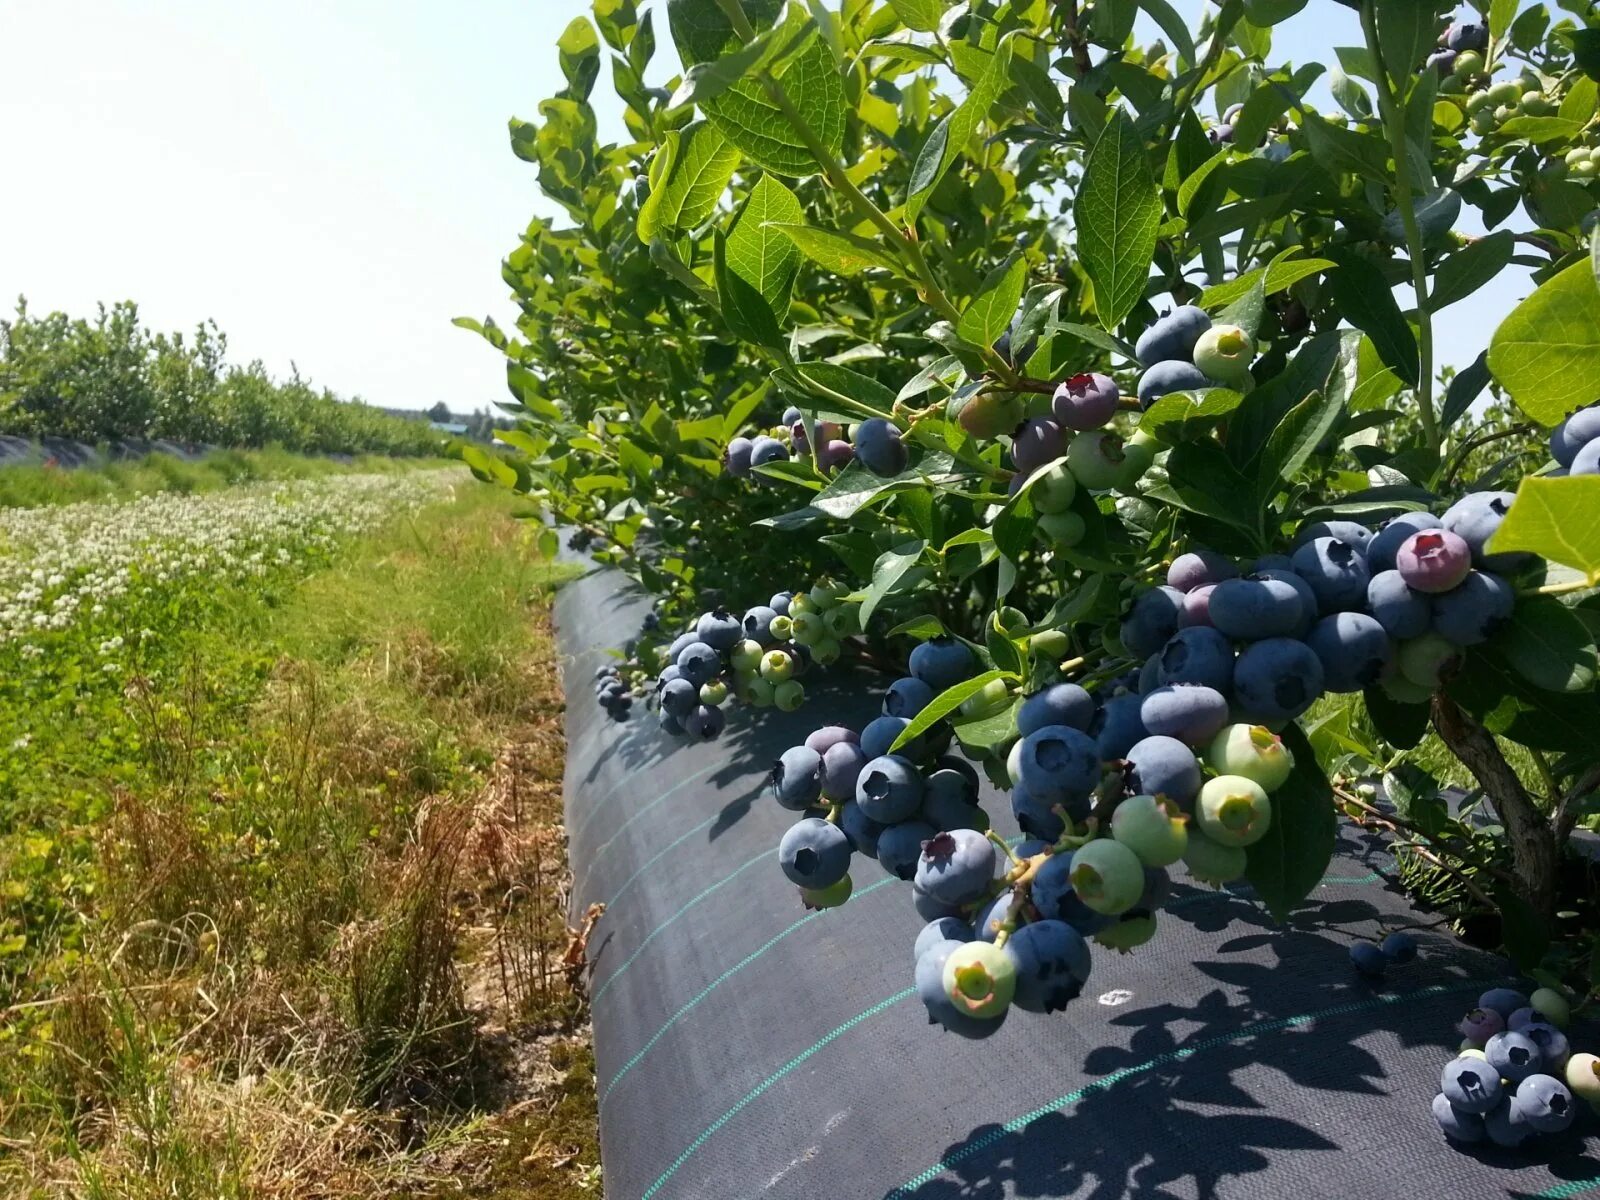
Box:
462, 0, 1600, 1052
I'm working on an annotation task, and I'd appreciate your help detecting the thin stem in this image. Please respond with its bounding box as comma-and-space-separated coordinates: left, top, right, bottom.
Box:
714, 0, 756, 41
1524, 577, 1597, 597
1529, 748, 1561, 804
988, 829, 1024, 868
1361, 0, 1439, 453
1166, 19, 1228, 141
1441, 422, 1533, 488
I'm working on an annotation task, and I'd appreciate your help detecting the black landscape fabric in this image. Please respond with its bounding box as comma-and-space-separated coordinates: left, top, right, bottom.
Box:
555, 563, 1600, 1200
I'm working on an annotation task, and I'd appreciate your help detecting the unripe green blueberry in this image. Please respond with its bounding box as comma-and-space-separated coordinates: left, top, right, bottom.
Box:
1530, 987, 1571, 1029
1381, 673, 1434, 704
1029, 459, 1078, 514
1113, 433, 1157, 491
824, 601, 861, 637
773, 679, 805, 711
1192, 323, 1255, 384
787, 591, 816, 616
790, 610, 827, 646
760, 648, 795, 681
731, 638, 764, 671
1182, 828, 1249, 886
1006, 737, 1026, 787
1488, 81, 1520, 106
810, 635, 842, 665
958, 390, 1025, 439
1110, 794, 1189, 867
699, 680, 728, 706
959, 677, 1012, 720
1566, 1053, 1600, 1102
769, 614, 794, 641
1037, 511, 1086, 548
1197, 775, 1273, 847
747, 676, 776, 706
1068, 429, 1129, 491
997, 606, 1028, 633
1068, 838, 1147, 915
1469, 110, 1495, 135
809, 581, 847, 609
1453, 50, 1482, 78
1030, 629, 1072, 660
1398, 632, 1460, 688
1206, 723, 1294, 792
942, 940, 1016, 1018
1464, 90, 1493, 116
1095, 912, 1157, 954
1519, 89, 1552, 114
1493, 103, 1518, 123
800, 873, 853, 909
1565, 147, 1590, 169
1576, 158, 1599, 179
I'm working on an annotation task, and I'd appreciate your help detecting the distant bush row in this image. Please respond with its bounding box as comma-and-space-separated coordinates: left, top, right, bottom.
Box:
0, 298, 442, 456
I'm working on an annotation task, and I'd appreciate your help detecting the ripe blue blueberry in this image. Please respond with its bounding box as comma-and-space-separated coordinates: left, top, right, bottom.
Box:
838, 801, 884, 857
1512, 1074, 1576, 1134
1233, 637, 1325, 722
684, 704, 725, 739
1256, 567, 1319, 637
914, 917, 974, 964
1445, 20, 1487, 51
1029, 853, 1112, 934
1367, 570, 1432, 639
1290, 536, 1370, 614
1136, 360, 1216, 410
1441, 1055, 1504, 1114
909, 636, 977, 691
1483, 1096, 1533, 1148
922, 787, 988, 834
853, 418, 908, 477
1431, 570, 1515, 646
1157, 626, 1235, 693
657, 710, 685, 735
1552, 404, 1600, 466
1571, 437, 1600, 475
1139, 684, 1229, 746
1018, 683, 1095, 735
1380, 930, 1418, 963
914, 829, 997, 906
723, 436, 753, 476
1294, 520, 1374, 554
778, 817, 852, 889
1367, 512, 1443, 573
1349, 941, 1388, 977
772, 745, 823, 810
1208, 574, 1306, 641
971, 886, 1018, 940
915, 939, 1006, 1038
1017, 725, 1100, 801
1135, 304, 1212, 367
861, 714, 919, 760
1121, 586, 1185, 658
1486, 1031, 1544, 1083
1431, 1093, 1486, 1143
749, 435, 789, 479
1123, 735, 1202, 808
820, 740, 868, 801
1442, 491, 1533, 572
695, 607, 743, 651
1306, 612, 1394, 693
781, 405, 803, 427
855, 755, 925, 824
1478, 988, 1530, 1018
1520, 1022, 1571, 1071
1094, 693, 1150, 761
675, 641, 721, 686
1052, 372, 1120, 431
1011, 417, 1066, 475
742, 605, 779, 645
884, 675, 937, 719
877, 819, 938, 881
1167, 549, 1237, 593
659, 676, 698, 718
1004, 919, 1092, 1012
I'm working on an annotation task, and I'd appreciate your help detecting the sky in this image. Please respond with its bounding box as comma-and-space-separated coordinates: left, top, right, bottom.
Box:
0, 1, 1521, 413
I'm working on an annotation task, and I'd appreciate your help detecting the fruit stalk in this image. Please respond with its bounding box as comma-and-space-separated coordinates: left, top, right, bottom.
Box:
1360, 0, 1439, 454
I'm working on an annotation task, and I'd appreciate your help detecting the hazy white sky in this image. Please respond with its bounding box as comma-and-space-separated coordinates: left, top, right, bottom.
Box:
0, 1, 1519, 413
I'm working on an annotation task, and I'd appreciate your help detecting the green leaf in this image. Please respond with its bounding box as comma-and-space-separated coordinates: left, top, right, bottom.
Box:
1244, 724, 1337, 921
886, 0, 944, 31
772, 361, 896, 418
1175, 149, 1228, 218
1258, 388, 1343, 504
1439, 351, 1489, 433
1219, 270, 1268, 342
1301, 112, 1391, 184
887, 613, 947, 639
1374, 0, 1442, 96
952, 697, 1020, 756
860, 540, 926, 626
905, 32, 1018, 226
1489, 0, 1517, 41
1325, 250, 1419, 385
1197, 252, 1337, 309
1561, 75, 1597, 125
1364, 688, 1430, 749
557, 17, 602, 100
958, 257, 1028, 349
1488, 260, 1600, 426
1450, 647, 1600, 752
1075, 108, 1161, 332
891, 669, 1011, 753
763, 222, 901, 276
1432, 231, 1514, 310
1144, 440, 1259, 530
637, 122, 741, 241
1137, 0, 1196, 63
716, 174, 804, 346
1490, 476, 1600, 584
1139, 387, 1245, 443
1492, 596, 1598, 693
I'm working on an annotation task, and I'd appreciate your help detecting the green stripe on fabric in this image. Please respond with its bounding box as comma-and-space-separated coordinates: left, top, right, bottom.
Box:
1534, 1178, 1600, 1199
604, 813, 721, 910
592, 849, 775, 1004
577, 762, 721, 889
598, 875, 899, 1108
884, 978, 1496, 1198
638, 988, 919, 1200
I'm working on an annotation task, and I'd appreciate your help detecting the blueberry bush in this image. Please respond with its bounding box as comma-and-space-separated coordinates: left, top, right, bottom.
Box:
460, 0, 1600, 1025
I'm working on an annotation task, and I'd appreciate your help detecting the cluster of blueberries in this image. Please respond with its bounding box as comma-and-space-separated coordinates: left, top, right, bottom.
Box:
1118, 490, 1530, 729
592, 661, 633, 722
767, 631, 1303, 1036
722, 406, 911, 483
1553, 403, 1600, 476
1435, 985, 1597, 1148
1346, 929, 1420, 978
1133, 304, 1255, 410
643, 585, 862, 740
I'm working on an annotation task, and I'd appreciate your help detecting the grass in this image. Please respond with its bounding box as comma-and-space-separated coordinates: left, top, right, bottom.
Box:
1, 481, 600, 1198
0, 446, 451, 508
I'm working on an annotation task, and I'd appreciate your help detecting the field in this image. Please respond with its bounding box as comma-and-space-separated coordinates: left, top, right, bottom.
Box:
0, 461, 597, 1198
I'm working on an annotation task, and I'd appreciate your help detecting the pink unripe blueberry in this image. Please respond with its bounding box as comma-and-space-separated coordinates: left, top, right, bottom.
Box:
1396, 529, 1472, 594
1052, 372, 1121, 431
1178, 584, 1215, 628
1459, 1006, 1505, 1042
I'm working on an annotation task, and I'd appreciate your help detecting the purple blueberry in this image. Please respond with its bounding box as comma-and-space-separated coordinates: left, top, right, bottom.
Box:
821, 740, 868, 802
1233, 637, 1325, 722
805, 725, 858, 755
1179, 584, 1216, 628
1052, 372, 1120, 430
1167, 549, 1238, 593
1012, 417, 1066, 474
817, 439, 855, 472
1396, 529, 1473, 594
1458, 1007, 1505, 1043
1306, 612, 1394, 693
